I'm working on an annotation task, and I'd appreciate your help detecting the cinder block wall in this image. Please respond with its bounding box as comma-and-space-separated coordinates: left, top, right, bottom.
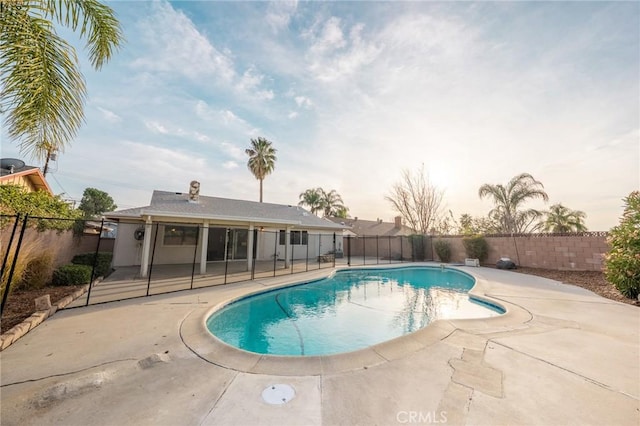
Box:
432, 234, 609, 271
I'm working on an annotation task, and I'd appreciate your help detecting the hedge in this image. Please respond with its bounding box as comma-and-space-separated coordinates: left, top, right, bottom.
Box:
52, 264, 93, 286
72, 252, 113, 278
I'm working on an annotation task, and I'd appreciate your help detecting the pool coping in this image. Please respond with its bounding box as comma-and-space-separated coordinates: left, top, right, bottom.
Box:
179, 264, 534, 376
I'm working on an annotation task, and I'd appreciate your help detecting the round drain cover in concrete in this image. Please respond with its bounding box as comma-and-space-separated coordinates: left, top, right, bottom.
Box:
261, 384, 295, 405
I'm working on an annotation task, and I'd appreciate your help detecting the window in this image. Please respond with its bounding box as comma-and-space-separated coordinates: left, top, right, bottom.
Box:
279, 230, 308, 245
163, 225, 198, 246
291, 230, 308, 245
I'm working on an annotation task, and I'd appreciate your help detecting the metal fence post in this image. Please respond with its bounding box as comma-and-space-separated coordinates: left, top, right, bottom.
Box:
251, 228, 258, 280
224, 229, 229, 285
0, 214, 20, 280
1, 214, 28, 315
291, 241, 295, 274
190, 226, 199, 289
146, 223, 159, 296
305, 237, 309, 272
362, 236, 366, 265
317, 234, 321, 269
273, 230, 278, 277
332, 233, 336, 268
347, 235, 351, 266
85, 218, 104, 306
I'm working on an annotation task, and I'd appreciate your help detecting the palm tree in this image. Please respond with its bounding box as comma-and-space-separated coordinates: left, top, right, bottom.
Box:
333, 205, 349, 219
1, 0, 124, 175
543, 204, 587, 233
245, 137, 277, 202
298, 188, 324, 215
478, 173, 549, 233
320, 189, 345, 217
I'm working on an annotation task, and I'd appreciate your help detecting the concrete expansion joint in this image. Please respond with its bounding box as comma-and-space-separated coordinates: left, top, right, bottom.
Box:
0, 357, 137, 388
199, 371, 239, 426
447, 345, 504, 399
483, 293, 535, 323
488, 340, 639, 401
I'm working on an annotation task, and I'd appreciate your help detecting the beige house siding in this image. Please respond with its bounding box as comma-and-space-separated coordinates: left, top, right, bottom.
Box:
1, 174, 38, 192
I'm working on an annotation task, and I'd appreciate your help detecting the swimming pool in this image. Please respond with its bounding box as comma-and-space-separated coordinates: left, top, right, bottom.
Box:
206, 266, 504, 356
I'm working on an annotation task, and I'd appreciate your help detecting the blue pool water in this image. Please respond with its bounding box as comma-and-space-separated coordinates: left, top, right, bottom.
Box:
206, 267, 504, 356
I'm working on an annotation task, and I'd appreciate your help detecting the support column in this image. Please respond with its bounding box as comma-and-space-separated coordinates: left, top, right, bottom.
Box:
284, 227, 292, 268
200, 222, 209, 275
140, 217, 153, 278
247, 224, 254, 271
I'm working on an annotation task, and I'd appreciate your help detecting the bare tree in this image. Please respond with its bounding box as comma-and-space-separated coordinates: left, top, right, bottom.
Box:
385, 166, 445, 234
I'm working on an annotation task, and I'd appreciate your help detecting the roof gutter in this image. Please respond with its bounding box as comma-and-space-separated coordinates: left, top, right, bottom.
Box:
104, 210, 346, 230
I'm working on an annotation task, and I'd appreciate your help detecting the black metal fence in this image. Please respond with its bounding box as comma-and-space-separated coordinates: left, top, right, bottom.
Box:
1, 215, 430, 316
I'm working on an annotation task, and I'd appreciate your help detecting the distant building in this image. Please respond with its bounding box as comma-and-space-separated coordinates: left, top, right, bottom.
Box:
326, 216, 415, 237
0, 158, 53, 195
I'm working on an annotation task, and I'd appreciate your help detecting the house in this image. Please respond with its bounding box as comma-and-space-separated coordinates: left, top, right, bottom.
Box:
104, 182, 346, 277
0, 158, 53, 195
326, 216, 415, 237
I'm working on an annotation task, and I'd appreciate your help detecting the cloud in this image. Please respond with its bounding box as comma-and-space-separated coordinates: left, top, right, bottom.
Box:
294, 96, 313, 109
118, 141, 207, 175
288, 111, 299, 119
194, 100, 260, 136
310, 17, 346, 54
144, 120, 169, 134
223, 161, 239, 170
131, 1, 235, 82
305, 17, 382, 82
220, 142, 245, 161
96, 106, 122, 123
193, 132, 211, 143
235, 66, 275, 100
265, 0, 298, 32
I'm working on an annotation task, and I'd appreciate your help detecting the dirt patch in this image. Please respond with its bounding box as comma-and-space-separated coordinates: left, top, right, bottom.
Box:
1, 285, 82, 334
514, 267, 638, 306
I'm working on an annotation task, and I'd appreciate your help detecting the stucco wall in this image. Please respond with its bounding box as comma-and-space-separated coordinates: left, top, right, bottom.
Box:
432, 234, 609, 271
1, 228, 114, 269
112, 222, 144, 267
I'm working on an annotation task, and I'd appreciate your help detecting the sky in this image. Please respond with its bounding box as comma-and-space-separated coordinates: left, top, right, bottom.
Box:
2, 0, 639, 231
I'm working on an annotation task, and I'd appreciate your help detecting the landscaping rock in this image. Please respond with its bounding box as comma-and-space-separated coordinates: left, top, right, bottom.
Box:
497, 258, 517, 270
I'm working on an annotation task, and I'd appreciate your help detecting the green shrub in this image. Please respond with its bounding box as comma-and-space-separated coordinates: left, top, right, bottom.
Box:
434, 239, 452, 263
52, 264, 92, 286
72, 252, 113, 278
463, 235, 489, 263
20, 252, 55, 290
604, 191, 640, 299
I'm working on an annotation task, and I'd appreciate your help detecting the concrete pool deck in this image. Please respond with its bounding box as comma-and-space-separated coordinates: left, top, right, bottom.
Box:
1, 264, 638, 425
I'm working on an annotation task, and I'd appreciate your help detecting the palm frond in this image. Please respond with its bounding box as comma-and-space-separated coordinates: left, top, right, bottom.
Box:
1, 7, 86, 162
46, 0, 124, 69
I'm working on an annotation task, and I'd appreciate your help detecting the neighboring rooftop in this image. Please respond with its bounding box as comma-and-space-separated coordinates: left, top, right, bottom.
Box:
326, 216, 415, 236
0, 158, 52, 195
